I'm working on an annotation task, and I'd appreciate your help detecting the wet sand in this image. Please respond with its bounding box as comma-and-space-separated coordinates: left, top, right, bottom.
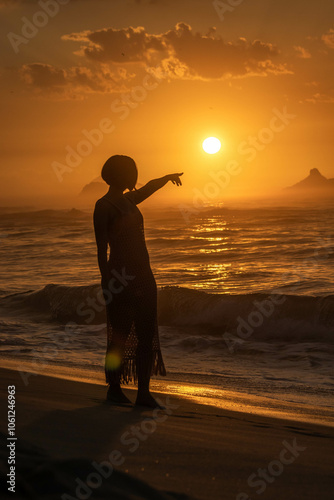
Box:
1, 365, 333, 500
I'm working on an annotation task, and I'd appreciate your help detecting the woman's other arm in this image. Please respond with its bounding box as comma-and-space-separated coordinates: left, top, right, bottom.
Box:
125, 173, 183, 205
93, 200, 113, 284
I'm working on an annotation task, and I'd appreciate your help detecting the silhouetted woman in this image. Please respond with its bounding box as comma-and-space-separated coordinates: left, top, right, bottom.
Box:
94, 155, 183, 408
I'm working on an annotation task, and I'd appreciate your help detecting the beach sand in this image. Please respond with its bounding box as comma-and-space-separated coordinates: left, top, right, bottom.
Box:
1, 365, 334, 500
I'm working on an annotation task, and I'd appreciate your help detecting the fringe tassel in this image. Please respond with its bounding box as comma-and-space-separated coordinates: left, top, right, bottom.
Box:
152, 349, 167, 377
105, 350, 166, 386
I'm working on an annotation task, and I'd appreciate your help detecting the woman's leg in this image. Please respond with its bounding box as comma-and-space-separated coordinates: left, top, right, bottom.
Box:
105, 303, 133, 403
133, 303, 164, 409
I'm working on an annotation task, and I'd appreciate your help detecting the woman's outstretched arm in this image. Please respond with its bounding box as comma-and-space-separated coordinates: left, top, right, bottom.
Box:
125, 173, 183, 205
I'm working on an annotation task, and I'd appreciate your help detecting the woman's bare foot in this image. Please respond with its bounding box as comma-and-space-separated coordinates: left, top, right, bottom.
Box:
107, 385, 132, 405
135, 391, 165, 409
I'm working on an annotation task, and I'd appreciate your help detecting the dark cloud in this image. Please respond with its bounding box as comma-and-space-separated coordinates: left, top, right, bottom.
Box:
16, 22, 291, 98
20, 63, 67, 87
19, 62, 132, 98
163, 23, 281, 79
64, 22, 290, 80
64, 26, 167, 64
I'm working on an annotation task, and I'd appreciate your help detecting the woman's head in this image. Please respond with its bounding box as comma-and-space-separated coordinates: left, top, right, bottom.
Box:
101, 155, 138, 191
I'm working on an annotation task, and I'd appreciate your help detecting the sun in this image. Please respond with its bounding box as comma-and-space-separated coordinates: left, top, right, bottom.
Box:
202, 137, 221, 155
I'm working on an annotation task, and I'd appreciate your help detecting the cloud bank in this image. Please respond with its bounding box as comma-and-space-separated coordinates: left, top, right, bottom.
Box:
18, 22, 293, 98
63, 23, 289, 80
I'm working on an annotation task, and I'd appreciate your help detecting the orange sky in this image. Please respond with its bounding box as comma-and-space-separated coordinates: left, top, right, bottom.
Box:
1, 0, 333, 207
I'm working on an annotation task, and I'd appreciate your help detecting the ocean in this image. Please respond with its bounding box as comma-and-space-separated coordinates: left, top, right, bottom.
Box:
0, 204, 333, 421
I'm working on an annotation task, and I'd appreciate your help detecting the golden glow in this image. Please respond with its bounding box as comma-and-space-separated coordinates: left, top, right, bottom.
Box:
202, 137, 221, 155
105, 352, 121, 370
1, 4, 333, 206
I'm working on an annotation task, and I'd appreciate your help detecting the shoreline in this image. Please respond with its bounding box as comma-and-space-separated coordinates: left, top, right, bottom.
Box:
1, 357, 333, 428
1, 365, 334, 499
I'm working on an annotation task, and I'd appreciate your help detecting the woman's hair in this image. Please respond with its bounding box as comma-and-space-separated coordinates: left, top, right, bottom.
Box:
101, 155, 138, 191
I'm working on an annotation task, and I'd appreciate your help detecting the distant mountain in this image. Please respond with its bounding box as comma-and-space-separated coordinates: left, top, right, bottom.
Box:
79, 177, 107, 198
286, 168, 334, 192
